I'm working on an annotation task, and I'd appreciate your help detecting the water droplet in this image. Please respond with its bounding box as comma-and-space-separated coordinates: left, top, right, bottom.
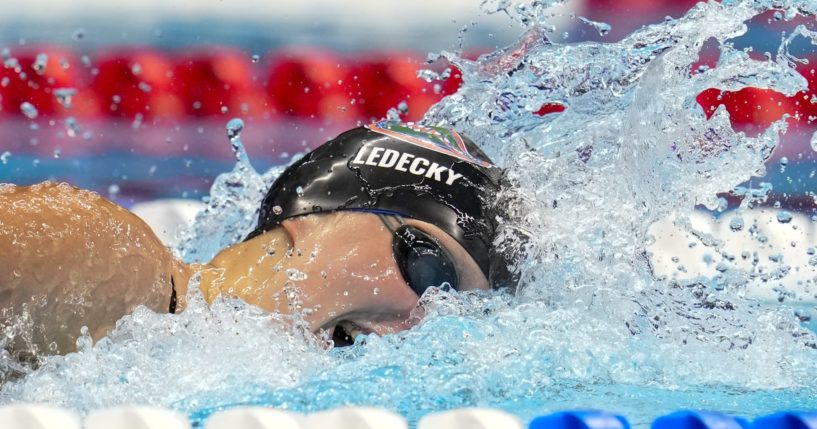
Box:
54, 88, 77, 109
397, 101, 409, 114
226, 118, 244, 140
807, 247, 816, 256
138, 82, 152, 93
386, 107, 401, 121
131, 63, 142, 75
0, 151, 11, 164
773, 11, 783, 21
72, 28, 85, 40
221, 106, 228, 114
108, 184, 120, 197
64, 117, 80, 137
286, 268, 307, 281
4, 56, 19, 71
32, 53, 47, 75
132, 113, 143, 129
780, 156, 788, 166
20, 102, 38, 119
52, 148, 61, 159
373, 288, 380, 296
272, 205, 283, 215
417, 69, 440, 82
295, 186, 304, 197
729, 216, 744, 231
251, 54, 260, 63
75, 326, 93, 352
776, 210, 793, 224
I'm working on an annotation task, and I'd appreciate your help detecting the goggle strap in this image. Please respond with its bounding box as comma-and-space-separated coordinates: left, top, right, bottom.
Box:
377, 213, 405, 233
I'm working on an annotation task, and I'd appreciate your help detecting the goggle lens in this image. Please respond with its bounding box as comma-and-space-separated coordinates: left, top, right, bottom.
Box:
392, 225, 459, 297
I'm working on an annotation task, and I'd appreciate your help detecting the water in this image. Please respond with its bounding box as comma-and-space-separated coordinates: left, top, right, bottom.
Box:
2, 1, 817, 427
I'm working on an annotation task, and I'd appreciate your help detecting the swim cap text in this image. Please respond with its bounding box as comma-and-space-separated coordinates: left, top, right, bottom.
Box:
352, 147, 463, 185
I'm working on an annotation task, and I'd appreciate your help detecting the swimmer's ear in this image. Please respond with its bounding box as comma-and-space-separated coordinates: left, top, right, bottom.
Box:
279, 218, 303, 243
279, 215, 325, 243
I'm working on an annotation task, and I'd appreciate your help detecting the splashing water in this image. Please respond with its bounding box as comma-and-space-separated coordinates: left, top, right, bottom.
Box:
2, 1, 817, 427
177, 118, 276, 263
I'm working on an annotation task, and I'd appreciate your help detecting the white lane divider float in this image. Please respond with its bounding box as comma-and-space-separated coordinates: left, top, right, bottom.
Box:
205, 407, 305, 429
418, 408, 523, 429
84, 406, 190, 429
0, 404, 81, 429
304, 407, 408, 429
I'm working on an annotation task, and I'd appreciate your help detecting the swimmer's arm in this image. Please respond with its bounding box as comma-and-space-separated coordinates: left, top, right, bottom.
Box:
0, 182, 184, 355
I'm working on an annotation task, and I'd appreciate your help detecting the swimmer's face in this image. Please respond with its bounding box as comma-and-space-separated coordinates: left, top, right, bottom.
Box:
277, 211, 490, 341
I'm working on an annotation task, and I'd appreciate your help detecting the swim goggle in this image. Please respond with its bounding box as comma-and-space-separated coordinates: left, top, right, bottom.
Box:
378, 214, 459, 296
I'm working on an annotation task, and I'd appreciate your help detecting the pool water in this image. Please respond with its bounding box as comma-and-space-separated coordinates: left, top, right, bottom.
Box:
2, 1, 817, 427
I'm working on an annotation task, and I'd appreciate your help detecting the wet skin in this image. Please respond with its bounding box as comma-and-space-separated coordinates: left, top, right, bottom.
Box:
0, 182, 489, 357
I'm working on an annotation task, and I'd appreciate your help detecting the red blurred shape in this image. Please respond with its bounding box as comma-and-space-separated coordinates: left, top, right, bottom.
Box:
348, 53, 460, 122
172, 48, 266, 117
585, 0, 701, 16
534, 102, 566, 116
0, 47, 86, 117
697, 87, 797, 129
266, 50, 355, 120
793, 58, 817, 125
92, 49, 182, 119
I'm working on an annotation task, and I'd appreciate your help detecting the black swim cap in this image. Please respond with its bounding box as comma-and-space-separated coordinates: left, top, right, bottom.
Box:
247, 121, 511, 287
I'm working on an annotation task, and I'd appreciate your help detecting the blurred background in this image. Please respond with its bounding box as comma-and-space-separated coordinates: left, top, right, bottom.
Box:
0, 0, 813, 212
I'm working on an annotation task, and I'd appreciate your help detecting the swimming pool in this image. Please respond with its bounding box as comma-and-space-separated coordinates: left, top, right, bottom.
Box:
1, 1, 817, 427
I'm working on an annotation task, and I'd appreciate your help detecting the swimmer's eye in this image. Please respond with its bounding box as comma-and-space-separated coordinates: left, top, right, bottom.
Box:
392, 225, 459, 297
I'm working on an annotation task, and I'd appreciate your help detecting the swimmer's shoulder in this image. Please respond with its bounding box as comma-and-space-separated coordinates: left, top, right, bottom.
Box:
1, 181, 116, 215
0, 181, 169, 254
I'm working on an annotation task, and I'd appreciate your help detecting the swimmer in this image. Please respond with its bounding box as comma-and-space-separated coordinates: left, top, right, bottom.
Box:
0, 121, 515, 360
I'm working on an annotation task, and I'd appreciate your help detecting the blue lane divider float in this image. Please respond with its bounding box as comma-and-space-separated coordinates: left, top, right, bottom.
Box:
529, 410, 630, 429
652, 411, 749, 429
529, 410, 817, 429
751, 412, 817, 429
